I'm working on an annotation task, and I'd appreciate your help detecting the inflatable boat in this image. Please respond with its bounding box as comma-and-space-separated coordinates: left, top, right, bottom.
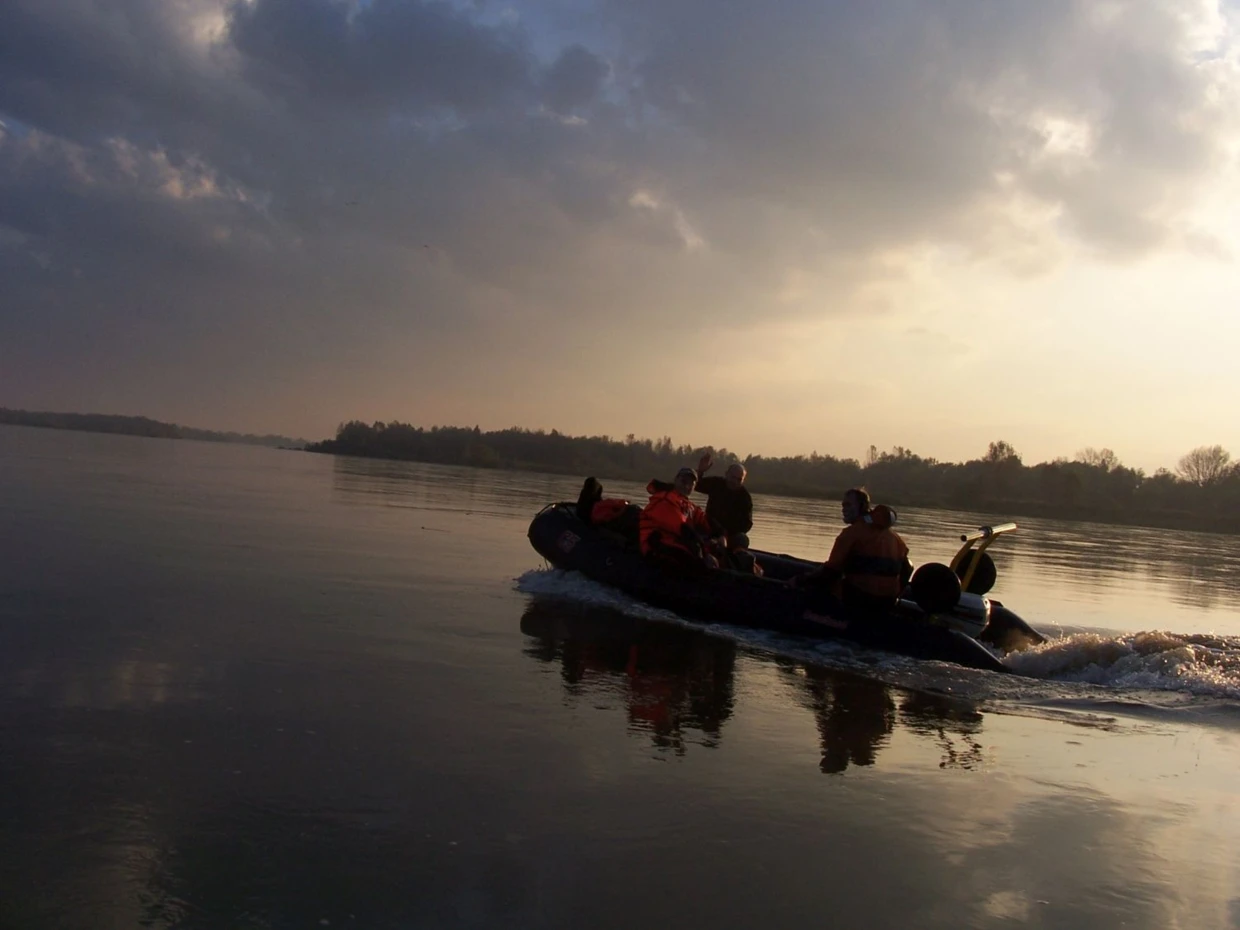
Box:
527, 501, 1045, 674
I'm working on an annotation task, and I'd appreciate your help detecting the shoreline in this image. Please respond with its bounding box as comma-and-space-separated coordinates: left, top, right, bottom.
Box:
2, 417, 1231, 537
313, 446, 1235, 539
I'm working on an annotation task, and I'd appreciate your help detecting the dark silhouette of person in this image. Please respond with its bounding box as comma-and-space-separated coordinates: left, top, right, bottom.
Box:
794, 665, 896, 774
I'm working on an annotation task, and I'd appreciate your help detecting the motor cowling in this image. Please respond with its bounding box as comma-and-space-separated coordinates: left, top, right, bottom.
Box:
945, 592, 991, 638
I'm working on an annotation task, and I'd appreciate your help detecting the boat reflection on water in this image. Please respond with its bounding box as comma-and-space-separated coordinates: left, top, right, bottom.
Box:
521, 597, 994, 774
779, 663, 896, 774
779, 662, 991, 773
519, 599, 736, 753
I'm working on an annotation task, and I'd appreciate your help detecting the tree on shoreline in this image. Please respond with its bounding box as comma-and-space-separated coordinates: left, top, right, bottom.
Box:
1177, 445, 1233, 487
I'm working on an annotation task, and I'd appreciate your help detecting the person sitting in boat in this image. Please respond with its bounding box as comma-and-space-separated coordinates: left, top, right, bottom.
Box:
575, 477, 641, 541
650, 453, 754, 549
794, 488, 912, 616
640, 467, 722, 571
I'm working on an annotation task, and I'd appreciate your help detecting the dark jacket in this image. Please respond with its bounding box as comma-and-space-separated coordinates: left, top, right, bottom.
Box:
696, 476, 754, 537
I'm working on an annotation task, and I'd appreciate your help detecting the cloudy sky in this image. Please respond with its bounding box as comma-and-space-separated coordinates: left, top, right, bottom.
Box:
1, 0, 1237, 469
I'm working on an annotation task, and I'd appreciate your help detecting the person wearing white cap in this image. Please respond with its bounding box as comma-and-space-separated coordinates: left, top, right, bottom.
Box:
638, 466, 721, 571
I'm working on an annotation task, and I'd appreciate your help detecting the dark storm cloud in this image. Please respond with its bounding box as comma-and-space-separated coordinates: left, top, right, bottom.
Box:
542, 43, 608, 114
0, 0, 1234, 431
3, 0, 1228, 293
228, 0, 536, 112
0, 0, 241, 144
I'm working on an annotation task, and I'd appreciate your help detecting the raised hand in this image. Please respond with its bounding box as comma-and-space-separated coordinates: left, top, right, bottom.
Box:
697, 452, 714, 475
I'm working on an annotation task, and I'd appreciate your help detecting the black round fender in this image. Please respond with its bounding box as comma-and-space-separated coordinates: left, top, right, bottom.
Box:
908, 562, 962, 614
955, 550, 998, 595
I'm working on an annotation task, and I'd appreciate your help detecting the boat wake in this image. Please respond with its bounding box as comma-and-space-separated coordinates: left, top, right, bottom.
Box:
515, 568, 1240, 707
1005, 630, 1240, 698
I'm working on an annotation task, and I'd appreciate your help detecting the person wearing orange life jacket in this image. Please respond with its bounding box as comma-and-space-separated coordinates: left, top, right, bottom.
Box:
639, 467, 722, 571
795, 487, 912, 616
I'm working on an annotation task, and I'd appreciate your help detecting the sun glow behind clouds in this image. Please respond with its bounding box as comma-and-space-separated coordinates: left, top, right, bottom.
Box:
185, 5, 229, 46
1033, 115, 1094, 162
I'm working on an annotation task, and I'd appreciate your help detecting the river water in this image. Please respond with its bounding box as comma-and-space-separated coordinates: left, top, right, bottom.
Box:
2, 425, 1239, 929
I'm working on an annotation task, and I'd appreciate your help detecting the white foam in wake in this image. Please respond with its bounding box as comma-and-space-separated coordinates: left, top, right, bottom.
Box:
1006, 630, 1240, 698
515, 567, 687, 624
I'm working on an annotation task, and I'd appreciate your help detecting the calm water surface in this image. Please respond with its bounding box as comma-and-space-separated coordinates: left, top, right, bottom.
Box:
2, 425, 1239, 929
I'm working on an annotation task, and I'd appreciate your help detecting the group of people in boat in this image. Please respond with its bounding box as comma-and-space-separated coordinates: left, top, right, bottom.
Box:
576, 455, 914, 618
642, 453, 755, 573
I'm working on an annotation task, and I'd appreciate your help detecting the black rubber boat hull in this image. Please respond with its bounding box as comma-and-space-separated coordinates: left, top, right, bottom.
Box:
527, 503, 1014, 674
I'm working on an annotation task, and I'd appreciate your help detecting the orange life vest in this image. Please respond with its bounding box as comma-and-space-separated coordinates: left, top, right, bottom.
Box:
639, 489, 712, 556
825, 508, 910, 599
591, 498, 630, 524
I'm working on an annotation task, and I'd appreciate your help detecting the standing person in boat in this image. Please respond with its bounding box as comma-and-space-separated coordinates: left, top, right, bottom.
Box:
692, 453, 754, 550
794, 488, 912, 617
640, 467, 722, 572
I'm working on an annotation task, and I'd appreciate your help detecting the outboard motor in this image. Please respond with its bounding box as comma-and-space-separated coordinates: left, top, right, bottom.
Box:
948, 593, 991, 638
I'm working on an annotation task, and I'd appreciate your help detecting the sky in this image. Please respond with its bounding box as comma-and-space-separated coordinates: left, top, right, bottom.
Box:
1, 0, 1238, 471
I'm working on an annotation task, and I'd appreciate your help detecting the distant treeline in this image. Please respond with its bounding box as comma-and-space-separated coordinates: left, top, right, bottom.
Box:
0, 408, 305, 449
309, 420, 1240, 535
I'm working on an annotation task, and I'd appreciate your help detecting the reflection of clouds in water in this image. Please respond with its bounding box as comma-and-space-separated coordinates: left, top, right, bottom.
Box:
15, 745, 1220, 930
950, 792, 1193, 930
